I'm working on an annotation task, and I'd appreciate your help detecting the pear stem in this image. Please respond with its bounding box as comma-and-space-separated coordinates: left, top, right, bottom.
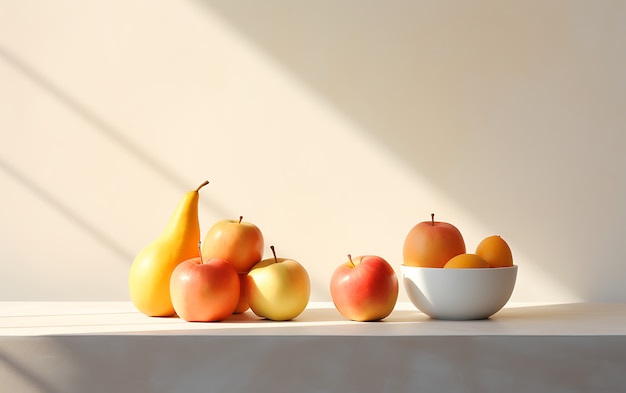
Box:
347, 254, 355, 268
239, 216, 243, 224
270, 245, 278, 263
196, 180, 209, 192
431, 213, 435, 226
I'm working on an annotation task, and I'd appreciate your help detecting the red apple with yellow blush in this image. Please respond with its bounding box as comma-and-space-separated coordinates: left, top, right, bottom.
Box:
201, 216, 264, 273
330, 254, 399, 322
170, 254, 240, 322
403, 213, 466, 268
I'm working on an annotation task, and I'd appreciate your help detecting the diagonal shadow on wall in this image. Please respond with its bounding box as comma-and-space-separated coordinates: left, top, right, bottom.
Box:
0, 156, 134, 261
188, 0, 626, 302
0, 45, 232, 262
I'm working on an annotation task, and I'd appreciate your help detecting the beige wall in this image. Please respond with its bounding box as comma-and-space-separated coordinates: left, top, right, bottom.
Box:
1, 0, 625, 303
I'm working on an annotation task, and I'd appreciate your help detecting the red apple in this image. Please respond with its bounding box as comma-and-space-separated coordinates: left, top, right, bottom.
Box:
403, 213, 466, 268
330, 254, 399, 321
170, 256, 240, 322
201, 216, 264, 273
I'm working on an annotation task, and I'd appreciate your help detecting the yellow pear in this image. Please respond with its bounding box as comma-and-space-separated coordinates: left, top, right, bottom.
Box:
128, 180, 209, 317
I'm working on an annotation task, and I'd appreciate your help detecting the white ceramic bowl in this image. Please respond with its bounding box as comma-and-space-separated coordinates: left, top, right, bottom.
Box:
401, 264, 518, 320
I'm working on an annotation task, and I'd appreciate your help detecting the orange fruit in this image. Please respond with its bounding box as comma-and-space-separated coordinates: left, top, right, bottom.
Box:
443, 253, 489, 268
475, 235, 513, 268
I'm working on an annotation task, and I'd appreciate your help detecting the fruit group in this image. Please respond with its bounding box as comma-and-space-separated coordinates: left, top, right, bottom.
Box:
330, 254, 399, 321
245, 246, 310, 321
128, 180, 209, 317
475, 235, 514, 268
170, 256, 240, 322
403, 214, 466, 268
443, 253, 490, 268
201, 216, 264, 273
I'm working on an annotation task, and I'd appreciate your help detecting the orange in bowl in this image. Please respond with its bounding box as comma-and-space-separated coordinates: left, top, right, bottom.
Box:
475, 235, 513, 268
443, 253, 489, 268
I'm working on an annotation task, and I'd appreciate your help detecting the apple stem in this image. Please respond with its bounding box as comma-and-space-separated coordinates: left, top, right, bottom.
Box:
431, 213, 435, 226
270, 245, 278, 263
196, 180, 209, 192
239, 216, 243, 224
197, 241, 203, 263
347, 254, 355, 268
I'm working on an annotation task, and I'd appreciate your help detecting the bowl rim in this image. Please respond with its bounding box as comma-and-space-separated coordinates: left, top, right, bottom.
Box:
400, 264, 518, 271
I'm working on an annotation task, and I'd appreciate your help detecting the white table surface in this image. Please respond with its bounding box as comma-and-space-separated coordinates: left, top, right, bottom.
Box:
2, 302, 626, 393
1, 301, 625, 336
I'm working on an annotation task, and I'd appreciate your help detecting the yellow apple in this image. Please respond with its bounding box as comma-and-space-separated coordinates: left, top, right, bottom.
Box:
245, 246, 310, 321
